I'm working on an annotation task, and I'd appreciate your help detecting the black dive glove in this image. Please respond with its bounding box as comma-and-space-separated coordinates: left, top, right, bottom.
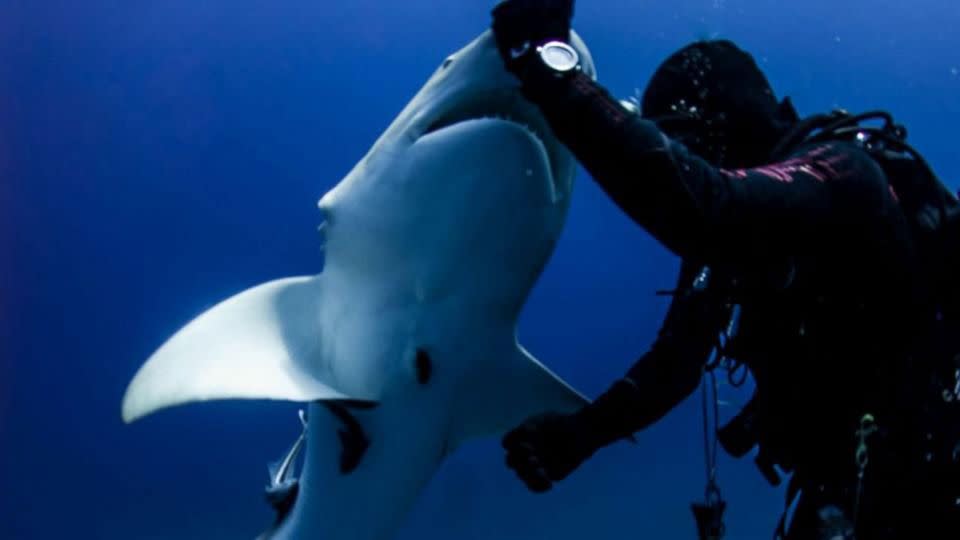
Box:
491, 0, 574, 76
501, 408, 599, 493
501, 379, 642, 493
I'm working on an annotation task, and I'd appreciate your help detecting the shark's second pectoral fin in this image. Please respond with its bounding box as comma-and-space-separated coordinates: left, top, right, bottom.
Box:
451, 343, 589, 444
122, 275, 355, 423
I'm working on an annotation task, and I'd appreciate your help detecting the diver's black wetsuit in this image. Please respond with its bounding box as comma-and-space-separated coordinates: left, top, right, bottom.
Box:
529, 69, 960, 538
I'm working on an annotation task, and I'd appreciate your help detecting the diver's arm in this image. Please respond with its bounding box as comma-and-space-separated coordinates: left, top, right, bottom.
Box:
525, 72, 893, 262
526, 72, 702, 257
502, 260, 729, 492
492, 1, 893, 259
575, 260, 727, 447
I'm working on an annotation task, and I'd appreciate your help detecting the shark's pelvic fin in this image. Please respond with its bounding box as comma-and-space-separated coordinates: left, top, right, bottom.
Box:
122, 276, 353, 423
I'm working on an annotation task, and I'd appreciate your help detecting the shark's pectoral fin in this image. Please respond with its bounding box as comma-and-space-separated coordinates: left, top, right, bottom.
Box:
122, 275, 357, 423
452, 343, 589, 444
502, 343, 589, 425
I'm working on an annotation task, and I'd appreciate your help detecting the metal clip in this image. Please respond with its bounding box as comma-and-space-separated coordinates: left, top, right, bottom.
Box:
855, 414, 878, 472
941, 369, 960, 403
691, 484, 726, 540
693, 266, 712, 291
852, 413, 878, 525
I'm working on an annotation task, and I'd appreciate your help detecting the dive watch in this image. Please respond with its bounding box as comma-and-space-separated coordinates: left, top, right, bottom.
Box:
510, 40, 581, 76
535, 41, 581, 74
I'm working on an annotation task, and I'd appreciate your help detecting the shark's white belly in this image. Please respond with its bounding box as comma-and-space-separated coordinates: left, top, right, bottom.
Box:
273, 400, 448, 540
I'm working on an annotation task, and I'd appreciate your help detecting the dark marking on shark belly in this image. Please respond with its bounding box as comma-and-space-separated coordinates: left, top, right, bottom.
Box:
415, 348, 432, 385
323, 400, 373, 474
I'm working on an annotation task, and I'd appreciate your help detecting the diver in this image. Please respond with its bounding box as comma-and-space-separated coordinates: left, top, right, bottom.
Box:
490, 1, 960, 538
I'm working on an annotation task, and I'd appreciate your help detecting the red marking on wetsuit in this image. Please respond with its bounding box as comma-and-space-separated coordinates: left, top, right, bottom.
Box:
721, 145, 853, 184
722, 169, 750, 179
572, 73, 627, 126
888, 184, 900, 203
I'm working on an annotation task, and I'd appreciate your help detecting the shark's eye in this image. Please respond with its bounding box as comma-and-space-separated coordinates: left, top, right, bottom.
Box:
441, 57, 454, 70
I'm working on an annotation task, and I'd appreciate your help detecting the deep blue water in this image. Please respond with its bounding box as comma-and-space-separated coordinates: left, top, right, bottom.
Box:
4, 1, 960, 538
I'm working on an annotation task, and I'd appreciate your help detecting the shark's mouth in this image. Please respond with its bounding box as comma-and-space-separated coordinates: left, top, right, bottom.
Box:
420, 89, 564, 187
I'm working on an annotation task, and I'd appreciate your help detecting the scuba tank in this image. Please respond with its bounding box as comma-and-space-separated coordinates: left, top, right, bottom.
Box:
771, 109, 958, 238
716, 108, 960, 459
700, 109, 960, 538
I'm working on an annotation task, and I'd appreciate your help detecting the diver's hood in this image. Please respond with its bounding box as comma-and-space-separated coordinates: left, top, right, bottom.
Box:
640, 39, 798, 168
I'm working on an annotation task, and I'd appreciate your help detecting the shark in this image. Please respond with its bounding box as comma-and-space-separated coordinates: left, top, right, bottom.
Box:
121, 29, 597, 540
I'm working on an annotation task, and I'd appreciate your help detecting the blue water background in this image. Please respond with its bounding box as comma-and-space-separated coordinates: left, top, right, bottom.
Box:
3, 1, 960, 538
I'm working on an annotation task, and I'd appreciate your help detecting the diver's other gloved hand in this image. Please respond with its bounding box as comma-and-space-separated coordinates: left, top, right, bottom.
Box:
502, 409, 599, 493
490, 0, 574, 76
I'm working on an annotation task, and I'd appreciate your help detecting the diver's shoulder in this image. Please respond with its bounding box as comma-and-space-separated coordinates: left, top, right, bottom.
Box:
786, 139, 877, 162
783, 140, 893, 208
787, 140, 888, 182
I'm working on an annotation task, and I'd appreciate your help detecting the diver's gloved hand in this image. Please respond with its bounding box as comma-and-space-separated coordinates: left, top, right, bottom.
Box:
502, 409, 599, 493
491, 0, 574, 76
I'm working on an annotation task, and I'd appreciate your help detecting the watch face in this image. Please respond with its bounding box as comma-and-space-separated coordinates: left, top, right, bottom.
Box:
539, 41, 579, 72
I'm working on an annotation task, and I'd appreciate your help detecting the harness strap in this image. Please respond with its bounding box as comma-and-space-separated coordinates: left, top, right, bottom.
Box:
773, 476, 803, 540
